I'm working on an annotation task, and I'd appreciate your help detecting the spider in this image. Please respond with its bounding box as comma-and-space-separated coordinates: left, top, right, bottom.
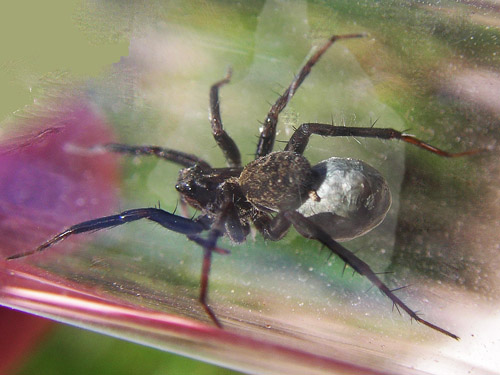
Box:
7, 33, 478, 340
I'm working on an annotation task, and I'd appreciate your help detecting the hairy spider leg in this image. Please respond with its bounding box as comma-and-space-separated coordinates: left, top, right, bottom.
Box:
252, 210, 291, 241
187, 188, 245, 327
176, 231, 228, 328
255, 33, 365, 158
6, 206, 236, 326
251, 210, 459, 338
200, 245, 219, 326
284, 123, 483, 157
186, 227, 226, 327
282, 211, 459, 340
210, 68, 242, 168
6, 208, 207, 260
102, 143, 212, 169
103, 69, 242, 171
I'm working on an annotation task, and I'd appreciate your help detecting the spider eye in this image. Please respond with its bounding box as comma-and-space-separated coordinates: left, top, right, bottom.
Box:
175, 181, 195, 194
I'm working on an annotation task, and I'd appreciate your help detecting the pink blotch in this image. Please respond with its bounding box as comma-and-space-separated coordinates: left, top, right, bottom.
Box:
0, 99, 120, 258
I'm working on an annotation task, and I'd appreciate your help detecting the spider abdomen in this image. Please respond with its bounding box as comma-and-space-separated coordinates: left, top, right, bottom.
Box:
297, 157, 392, 241
239, 151, 315, 212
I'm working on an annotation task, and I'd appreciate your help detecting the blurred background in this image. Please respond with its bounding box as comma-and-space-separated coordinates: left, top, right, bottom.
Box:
1, 0, 499, 374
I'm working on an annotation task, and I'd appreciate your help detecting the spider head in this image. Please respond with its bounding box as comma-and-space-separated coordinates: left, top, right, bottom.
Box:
175, 165, 218, 211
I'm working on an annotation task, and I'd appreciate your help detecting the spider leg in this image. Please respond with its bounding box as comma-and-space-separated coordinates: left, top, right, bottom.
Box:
6, 208, 206, 260
283, 210, 459, 340
255, 33, 365, 158
189, 188, 245, 327
285, 123, 482, 157
252, 210, 291, 241
102, 143, 212, 169
209, 68, 241, 167
189, 230, 223, 328
7, 205, 233, 327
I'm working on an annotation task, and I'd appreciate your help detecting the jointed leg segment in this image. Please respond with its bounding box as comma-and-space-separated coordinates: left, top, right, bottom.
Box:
6, 208, 206, 260
190, 189, 246, 327
255, 33, 365, 158
209, 69, 241, 168
284, 123, 481, 157
283, 211, 459, 340
7, 204, 230, 327
103, 143, 212, 169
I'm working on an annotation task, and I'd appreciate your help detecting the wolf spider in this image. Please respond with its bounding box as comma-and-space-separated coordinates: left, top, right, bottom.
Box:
9, 33, 478, 340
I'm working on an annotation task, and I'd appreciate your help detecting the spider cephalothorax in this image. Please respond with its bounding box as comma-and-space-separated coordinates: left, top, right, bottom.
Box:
8, 33, 481, 340
239, 151, 316, 212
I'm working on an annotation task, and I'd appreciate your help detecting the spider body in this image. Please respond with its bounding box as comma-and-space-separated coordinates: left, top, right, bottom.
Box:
298, 157, 392, 241
8, 33, 480, 340
177, 150, 391, 245
239, 151, 315, 212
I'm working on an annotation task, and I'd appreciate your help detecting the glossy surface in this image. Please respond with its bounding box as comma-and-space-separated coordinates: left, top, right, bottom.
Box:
298, 157, 391, 241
